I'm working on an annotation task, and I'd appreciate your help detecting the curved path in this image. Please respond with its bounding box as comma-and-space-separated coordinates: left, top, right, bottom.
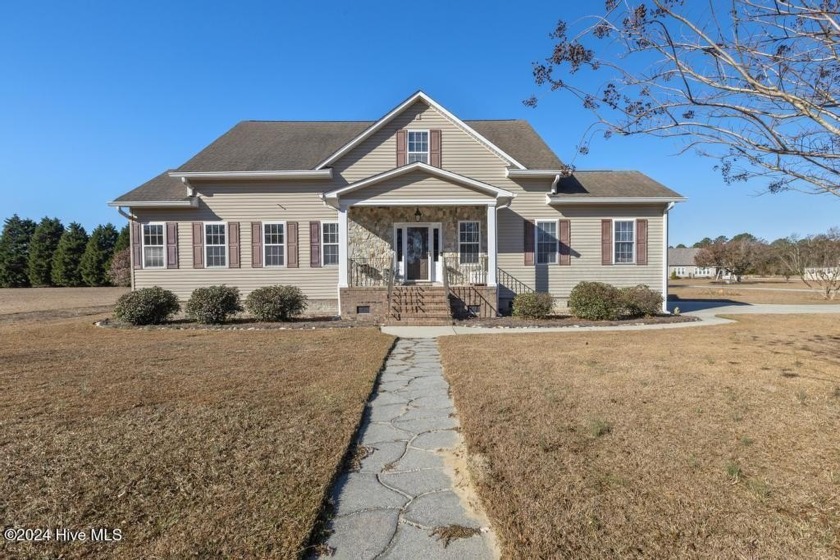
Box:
381, 302, 840, 338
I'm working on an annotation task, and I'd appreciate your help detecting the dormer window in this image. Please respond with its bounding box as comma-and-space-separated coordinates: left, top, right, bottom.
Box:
407, 131, 429, 164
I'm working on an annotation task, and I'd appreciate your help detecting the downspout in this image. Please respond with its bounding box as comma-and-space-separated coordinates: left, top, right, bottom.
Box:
662, 202, 675, 313
550, 174, 561, 195
115, 206, 137, 291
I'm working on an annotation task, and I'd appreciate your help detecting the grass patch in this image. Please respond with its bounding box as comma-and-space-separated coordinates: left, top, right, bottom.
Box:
0, 317, 393, 559
588, 418, 612, 438
439, 314, 840, 559
430, 524, 481, 547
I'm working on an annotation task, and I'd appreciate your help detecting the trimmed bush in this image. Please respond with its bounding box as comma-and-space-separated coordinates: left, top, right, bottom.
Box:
512, 292, 555, 319
185, 285, 243, 324
245, 285, 308, 322
114, 287, 180, 325
568, 281, 622, 320
620, 284, 663, 317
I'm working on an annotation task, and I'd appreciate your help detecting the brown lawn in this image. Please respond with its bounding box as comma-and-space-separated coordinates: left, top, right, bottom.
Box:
439, 315, 840, 559
0, 317, 393, 559
0, 287, 129, 323
669, 278, 839, 305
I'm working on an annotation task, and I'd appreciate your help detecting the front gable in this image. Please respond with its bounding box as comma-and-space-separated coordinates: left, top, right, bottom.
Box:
328, 93, 523, 184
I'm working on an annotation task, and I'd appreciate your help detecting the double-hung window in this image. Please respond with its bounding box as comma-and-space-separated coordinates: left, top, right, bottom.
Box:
205, 223, 227, 267
407, 131, 429, 164
142, 223, 165, 268
322, 222, 339, 266
264, 222, 285, 267
458, 221, 480, 264
536, 220, 558, 265
614, 220, 635, 264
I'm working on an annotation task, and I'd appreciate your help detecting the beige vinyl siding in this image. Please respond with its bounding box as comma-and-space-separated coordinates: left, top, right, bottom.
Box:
334, 101, 513, 186
131, 182, 339, 301
497, 192, 666, 304
350, 171, 495, 203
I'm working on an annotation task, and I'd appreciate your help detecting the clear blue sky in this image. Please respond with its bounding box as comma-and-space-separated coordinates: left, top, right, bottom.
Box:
1, 1, 836, 246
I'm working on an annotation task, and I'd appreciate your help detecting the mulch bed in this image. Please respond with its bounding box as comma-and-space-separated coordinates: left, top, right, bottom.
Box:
454, 314, 699, 329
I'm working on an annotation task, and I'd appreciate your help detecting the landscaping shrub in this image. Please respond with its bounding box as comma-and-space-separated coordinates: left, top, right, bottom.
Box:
185, 285, 243, 324
568, 281, 622, 320
245, 285, 308, 322
114, 286, 180, 325
512, 292, 554, 319
620, 284, 663, 317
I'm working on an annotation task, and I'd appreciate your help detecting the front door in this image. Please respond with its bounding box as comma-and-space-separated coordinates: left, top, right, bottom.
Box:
406, 226, 429, 281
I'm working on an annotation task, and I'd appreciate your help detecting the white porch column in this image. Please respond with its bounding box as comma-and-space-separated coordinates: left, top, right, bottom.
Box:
486, 204, 497, 286
338, 205, 349, 288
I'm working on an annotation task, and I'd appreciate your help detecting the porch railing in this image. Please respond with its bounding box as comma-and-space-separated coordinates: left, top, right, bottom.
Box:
443, 255, 488, 286
349, 254, 395, 287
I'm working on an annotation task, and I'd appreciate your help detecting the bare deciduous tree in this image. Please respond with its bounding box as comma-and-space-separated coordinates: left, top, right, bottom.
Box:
528, 0, 840, 197
775, 228, 840, 298
695, 236, 764, 280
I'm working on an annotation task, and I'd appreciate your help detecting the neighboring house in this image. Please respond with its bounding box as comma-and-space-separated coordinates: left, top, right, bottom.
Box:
110, 91, 685, 320
668, 248, 716, 278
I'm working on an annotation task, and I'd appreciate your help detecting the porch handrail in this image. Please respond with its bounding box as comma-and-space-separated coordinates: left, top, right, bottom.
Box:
349, 254, 395, 287
496, 267, 534, 294
443, 254, 488, 286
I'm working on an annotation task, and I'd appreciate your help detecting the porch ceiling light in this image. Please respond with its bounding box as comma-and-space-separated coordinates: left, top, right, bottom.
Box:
414, 207, 422, 222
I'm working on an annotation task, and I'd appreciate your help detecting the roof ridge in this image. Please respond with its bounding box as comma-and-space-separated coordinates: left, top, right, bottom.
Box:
239, 119, 375, 123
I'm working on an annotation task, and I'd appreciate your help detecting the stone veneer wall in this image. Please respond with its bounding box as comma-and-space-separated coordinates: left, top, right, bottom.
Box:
348, 206, 487, 261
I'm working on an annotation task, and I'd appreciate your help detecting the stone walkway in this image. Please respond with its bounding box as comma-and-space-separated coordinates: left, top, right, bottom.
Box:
323, 338, 497, 559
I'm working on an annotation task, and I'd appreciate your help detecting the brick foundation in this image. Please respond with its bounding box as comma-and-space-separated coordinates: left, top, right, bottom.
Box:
339, 288, 390, 321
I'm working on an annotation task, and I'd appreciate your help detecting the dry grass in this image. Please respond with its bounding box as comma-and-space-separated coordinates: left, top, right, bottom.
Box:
439, 315, 840, 559
0, 317, 393, 559
669, 278, 839, 305
0, 287, 129, 323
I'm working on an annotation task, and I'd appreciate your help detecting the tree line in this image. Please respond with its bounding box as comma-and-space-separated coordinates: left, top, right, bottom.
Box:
0, 215, 131, 288
674, 229, 840, 299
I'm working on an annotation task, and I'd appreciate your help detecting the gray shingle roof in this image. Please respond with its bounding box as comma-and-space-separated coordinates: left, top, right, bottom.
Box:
553, 171, 683, 198
177, 121, 373, 172
113, 171, 187, 202
668, 247, 701, 266
467, 120, 564, 169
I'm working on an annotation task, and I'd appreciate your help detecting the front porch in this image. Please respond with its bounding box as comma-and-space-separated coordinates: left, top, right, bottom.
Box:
339, 206, 499, 321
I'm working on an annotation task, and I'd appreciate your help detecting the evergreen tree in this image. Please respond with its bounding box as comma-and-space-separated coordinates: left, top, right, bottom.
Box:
0, 215, 37, 287
27, 217, 65, 286
51, 223, 88, 286
108, 247, 132, 287
81, 223, 119, 286
114, 223, 130, 252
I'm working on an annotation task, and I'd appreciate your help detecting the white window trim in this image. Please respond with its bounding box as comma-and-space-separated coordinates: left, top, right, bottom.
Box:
406, 129, 430, 164
321, 221, 339, 267
204, 221, 229, 269
612, 218, 637, 265
263, 221, 287, 268
535, 219, 559, 265
457, 220, 481, 265
141, 222, 167, 269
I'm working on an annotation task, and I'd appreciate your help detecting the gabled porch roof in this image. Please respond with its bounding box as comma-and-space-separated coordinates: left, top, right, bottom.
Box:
321, 162, 516, 208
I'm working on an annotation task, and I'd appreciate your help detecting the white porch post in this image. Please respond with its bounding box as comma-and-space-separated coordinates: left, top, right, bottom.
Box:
486, 204, 497, 286
338, 205, 349, 288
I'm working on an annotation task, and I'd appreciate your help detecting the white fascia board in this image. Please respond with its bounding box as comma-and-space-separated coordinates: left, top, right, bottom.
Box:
168, 170, 332, 180
107, 199, 198, 208
343, 198, 498, 207
315, 91, 526, 170
507, 169, 567, 178
323, 162, 515, 200
546, 195, 687, 205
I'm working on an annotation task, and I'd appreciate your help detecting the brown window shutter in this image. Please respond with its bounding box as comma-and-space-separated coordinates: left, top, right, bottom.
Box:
228, 222, 240, 268
524, 219, 535, 265
131, 221, 142, 270
396, 129, 406, 166
559, 219, 571, 266
601, 220, 612, 265
430, 129, 441, 167
310, 221, 321, 267
636, 219, 648, 265
287, 221, 299, 268
251, 222, 263, 268
166, 222, 178, 269
192, 222, 204, 269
